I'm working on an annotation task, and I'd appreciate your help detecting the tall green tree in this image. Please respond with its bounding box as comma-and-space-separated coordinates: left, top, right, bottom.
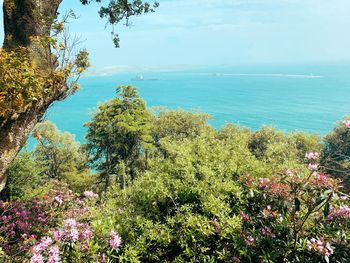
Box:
85, 86, 153, 189
322, 118, 350, 187
0, 0, 158, 191
33, 121, 88, 179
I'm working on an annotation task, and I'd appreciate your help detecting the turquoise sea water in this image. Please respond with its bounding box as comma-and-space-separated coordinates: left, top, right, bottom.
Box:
44, 63, 350, 143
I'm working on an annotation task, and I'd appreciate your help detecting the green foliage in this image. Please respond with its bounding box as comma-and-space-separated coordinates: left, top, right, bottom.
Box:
288, 131, 323, 161
90, 121, 349, 262
61, 169, 98, 194
322, 118, 350, 187
152, 109, 213, 140
85, 86, 153, 189
80, 0, 159, 47
4, 121, 96, 199
248, 126, 323, 173
93, 135, 246, 262
33, 121, 88, 180
4, 85, 350, 262
0, 48, 47, 121
0, 13, 90, 127
4, 152, 45, 200
248, 126, 287, 159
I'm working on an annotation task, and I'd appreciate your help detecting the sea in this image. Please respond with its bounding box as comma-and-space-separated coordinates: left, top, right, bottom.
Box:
41, 63, 350, 144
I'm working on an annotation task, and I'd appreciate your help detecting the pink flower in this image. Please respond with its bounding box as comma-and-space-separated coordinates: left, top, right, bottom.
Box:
64, 218, 77, 228
32, 245, 43, 254
314, 173, 334, 188
35, 236, 52, 252
67, 228, 79, 242
80, 228, 93, 240
258, 178, 270, 189
325, 242, 334, 257
261, 227, 275, 238
244, 236, 256, 246
109, 231, 122, 250
307, 238, 316, 250
343, 120, 350, 129
307, 238, 334, 257
83, 191, 98, 198
328, 205, 350, 220
30, 253, 44, 263
54, 196, 63, 205
53, 229, 64, 241
47, 246, 60, 263
305, 152, 319, 160
308, 163, 318, 171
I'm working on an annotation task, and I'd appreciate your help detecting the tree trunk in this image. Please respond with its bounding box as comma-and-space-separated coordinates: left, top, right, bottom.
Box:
0, 106, 45, 191
0, 0, 63, 192
3, 0, 62, 49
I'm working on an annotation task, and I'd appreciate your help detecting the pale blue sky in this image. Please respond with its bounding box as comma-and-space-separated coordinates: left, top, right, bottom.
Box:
1, 0, 350, 74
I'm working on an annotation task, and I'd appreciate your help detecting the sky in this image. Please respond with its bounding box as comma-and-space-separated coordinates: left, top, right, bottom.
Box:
1, 0, 350, 75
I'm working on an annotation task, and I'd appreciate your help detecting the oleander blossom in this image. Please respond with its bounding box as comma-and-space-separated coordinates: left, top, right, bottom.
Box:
258, 178, 270, 189
33, 236, 53, 253
47, 246, 60, 263
305, 152, 319, 160
53, 229, 64, 241
64, 218, 77, 228
307, 238, 334, 257
31, 237, 59, 263
328, 205, 350, 220
313, 173, 336, 188
54, 196, 63, 205
343, 120, 350, 129
83, 191, 98, 198
308, 163, 318, 171
53, 218, 93, 243
30, 253, 44, 263
244, 236, 256, 246
109, 231, 122, 250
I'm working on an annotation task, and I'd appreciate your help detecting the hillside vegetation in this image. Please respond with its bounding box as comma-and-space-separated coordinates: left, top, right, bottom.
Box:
1, 86, 350, 263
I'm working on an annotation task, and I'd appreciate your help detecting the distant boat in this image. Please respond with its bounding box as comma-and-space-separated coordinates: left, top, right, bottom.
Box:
132, 75, 145, 81
131, 75, 158, 81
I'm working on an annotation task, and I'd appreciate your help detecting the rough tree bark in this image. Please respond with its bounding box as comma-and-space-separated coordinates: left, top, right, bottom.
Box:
0, 0, 63, 191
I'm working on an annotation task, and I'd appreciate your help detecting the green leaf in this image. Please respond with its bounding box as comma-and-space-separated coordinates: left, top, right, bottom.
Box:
324, 202, 330, 218
294, 197, 301, 212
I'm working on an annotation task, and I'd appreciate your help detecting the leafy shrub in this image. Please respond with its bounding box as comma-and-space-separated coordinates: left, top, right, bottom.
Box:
3, 152, 45, 200
322, 118, 350, 188
89, 129, 350, 262
2, 90, 350, 262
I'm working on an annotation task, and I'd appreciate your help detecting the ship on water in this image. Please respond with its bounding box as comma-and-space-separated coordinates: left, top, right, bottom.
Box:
131, 75, 158, 81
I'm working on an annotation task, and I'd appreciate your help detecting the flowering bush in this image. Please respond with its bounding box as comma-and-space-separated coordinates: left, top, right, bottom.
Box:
29, 218, 122, 263
92, 133, 350, 262
0, 182, 75, 260
0, 182, 98, 262
2, 116, 350, 262
237, 163, 347, 262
